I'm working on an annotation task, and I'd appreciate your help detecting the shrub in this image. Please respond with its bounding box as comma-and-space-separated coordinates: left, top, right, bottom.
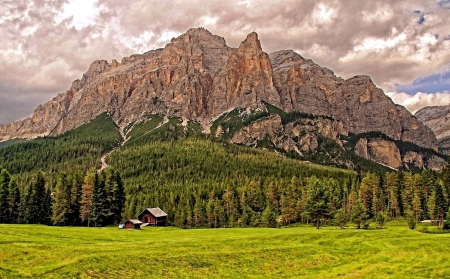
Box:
416, 227, 428, 233
406, 211, 416, 230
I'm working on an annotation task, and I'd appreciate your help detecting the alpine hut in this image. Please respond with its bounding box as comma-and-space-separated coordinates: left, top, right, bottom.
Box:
123, 219, 143, 229
138, 207, 168, 226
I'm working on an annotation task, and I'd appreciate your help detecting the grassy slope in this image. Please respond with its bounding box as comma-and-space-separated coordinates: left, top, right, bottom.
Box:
1, 223, 449, 278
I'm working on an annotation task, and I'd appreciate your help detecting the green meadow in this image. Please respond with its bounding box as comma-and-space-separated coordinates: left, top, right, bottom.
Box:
1, 223, 449, 278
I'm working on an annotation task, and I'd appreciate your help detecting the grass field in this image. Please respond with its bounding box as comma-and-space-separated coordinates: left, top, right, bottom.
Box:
1, 223, 450, 278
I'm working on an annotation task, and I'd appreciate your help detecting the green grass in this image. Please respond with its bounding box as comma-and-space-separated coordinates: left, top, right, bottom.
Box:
1, 223, 450, 278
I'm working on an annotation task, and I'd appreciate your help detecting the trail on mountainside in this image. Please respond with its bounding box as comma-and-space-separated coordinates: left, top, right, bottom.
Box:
97, 117, 168, 172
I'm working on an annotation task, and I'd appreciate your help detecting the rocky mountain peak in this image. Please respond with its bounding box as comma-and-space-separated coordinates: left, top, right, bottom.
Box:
239, 31, 262, 53
0, 28, 439, 157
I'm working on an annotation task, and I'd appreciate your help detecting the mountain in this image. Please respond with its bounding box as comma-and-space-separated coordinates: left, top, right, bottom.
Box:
0, 28, 443, 170
415, 104, 450, 155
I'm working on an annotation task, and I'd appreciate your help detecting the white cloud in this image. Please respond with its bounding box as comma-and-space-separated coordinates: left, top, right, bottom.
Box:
386, 91, 450, 114
55, 0, 102, 30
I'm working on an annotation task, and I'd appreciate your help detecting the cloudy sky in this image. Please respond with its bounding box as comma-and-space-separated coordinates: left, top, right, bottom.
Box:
1, 0, 449, 124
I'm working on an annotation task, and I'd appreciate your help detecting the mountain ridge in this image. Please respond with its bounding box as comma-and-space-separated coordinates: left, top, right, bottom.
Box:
0, 27, 438, 154
415, 104, 450, 155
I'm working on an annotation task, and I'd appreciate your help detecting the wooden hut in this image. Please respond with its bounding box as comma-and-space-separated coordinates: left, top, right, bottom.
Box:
123, 219, 143, 229
138, 207, 168, 226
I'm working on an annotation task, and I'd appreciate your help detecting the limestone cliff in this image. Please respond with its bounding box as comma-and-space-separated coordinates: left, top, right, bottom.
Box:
0, 28, 439, 158
355, 138, 402, 169
269, 50, 438, 150
415, 104, 450, 154
230, 113, 342, 156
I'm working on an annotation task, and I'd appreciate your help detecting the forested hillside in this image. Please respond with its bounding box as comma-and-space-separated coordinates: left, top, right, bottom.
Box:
1, 110, 450, 229
0, 113, 121, 187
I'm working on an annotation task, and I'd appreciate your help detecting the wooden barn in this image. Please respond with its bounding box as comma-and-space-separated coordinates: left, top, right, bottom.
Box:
138, 207, 168, 226
123, 219, 143, 229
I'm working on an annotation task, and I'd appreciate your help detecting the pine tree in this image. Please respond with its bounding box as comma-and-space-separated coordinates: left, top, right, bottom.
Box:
0, 169, 11, 223
90, 173, 110, 226
333, 208, 349, 229
351, 200, 368, 229
303, 178, 331, 229
108, 170, 125, 224
26, 171, 48, 224
261, 203, 277, 228
8, 179, 20, 223
434, 184, 447, 228
80, 173, 94, 226
70, 172, 83, 225
52, 173, 72, 225
193, 199, 204, 227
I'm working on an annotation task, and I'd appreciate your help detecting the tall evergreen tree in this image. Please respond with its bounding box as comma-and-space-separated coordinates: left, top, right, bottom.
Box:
303, 178, 331, 229
8, 178, 20, 223
108, 170, 125, 224
70, 172, 83, 225
24, 171, 48, 224
434, 183, 447, 228
0, 168, 11, 223
80, 173, 94, 226
351, 200, 368, 229
90, 173, 110, 226
52, 173, 72, 225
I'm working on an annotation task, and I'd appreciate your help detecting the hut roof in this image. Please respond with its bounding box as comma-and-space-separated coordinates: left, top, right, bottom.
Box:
125, 219, 142, 225
138, 207, 168, 218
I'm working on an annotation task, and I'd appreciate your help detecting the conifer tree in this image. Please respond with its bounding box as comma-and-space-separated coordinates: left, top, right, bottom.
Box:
351, 200, 368, 229
8, 179, 20, 223
108, 170, 125, 224
333, 208, 349, 229
70, 172, 83, 225
261, 203, 277, 228
193, 199, 204, 227
434, 184, 447, 228
0, 169, 11, 223
303, 178, 331, 229
90, 173, 110, 226
52, 173, 72, 225
80, 173, 94, 226
25, 171, 48, 224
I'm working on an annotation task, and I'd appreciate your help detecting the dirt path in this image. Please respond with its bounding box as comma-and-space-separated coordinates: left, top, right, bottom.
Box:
97, 117, 168, 173
98, 125, 127, 173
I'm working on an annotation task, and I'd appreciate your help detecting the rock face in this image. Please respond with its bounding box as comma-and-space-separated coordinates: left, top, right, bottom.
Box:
402, 151, 424, 169
355, 138, 402, 169
230, 114, 340, 154
0, 28, 438, 155
269, 50, 438, 150
415, 105, 450, 154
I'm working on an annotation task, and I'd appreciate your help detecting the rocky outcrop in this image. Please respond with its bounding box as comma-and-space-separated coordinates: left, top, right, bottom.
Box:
355, 138, 402, 169
0, 27, 438, 156
415, 104, 450, 154
426, 155, 447, 172
230, 114, 341, 155
209, 32, 280, 117
269, 50, 438, 150
230, 114, 286, 147
402, 151, 424, 169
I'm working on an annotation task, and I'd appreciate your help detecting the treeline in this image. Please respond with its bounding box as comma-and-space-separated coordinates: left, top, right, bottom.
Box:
0, 167, 124, 227
124, 169, 450, 229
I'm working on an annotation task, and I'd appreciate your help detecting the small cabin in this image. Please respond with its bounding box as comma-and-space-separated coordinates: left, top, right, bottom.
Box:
138, 207, 168, 226
123, 219, 143, 229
